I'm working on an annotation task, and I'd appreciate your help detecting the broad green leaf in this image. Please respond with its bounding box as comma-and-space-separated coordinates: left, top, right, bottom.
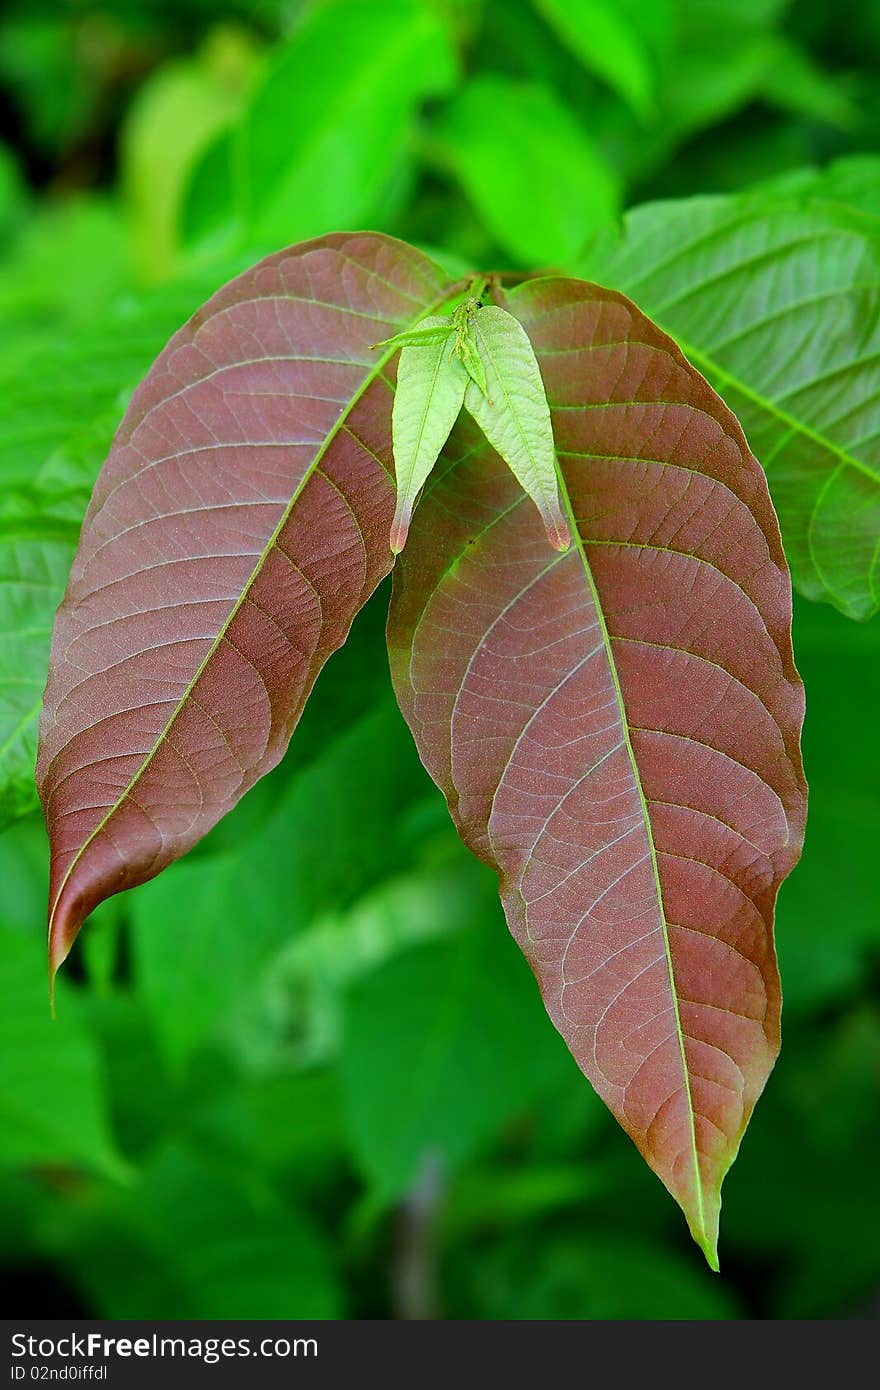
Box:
435, 76, 619, 267
391, 315, 466, 552
340, 919, 575, 1200
762, 154, 880, 222
182, 0, 456, 254
464, 305, 569, 551
587, 193, 880, 618
0, 924, 124, 1178
532, 0, 659, 118
389, 277, 806, 1266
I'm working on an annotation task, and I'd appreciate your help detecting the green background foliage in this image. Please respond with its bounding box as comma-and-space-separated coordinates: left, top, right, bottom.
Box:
0, 0, 877, 1320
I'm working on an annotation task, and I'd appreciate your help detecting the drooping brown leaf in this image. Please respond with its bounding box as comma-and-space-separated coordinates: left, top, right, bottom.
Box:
387, 277, 807, 1265
37, 233, 460, 982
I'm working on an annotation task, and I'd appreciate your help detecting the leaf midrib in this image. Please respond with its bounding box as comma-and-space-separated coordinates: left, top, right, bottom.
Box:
552, 459, 710, 1261
470, 313, 555, 513
48, 276, 466, 960
675, 334, 880, 489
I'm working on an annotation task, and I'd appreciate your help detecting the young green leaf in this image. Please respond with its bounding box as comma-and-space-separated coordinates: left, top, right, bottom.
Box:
464, 305, 570, 552
390, 316, 468, 553
374, 321, 455, 351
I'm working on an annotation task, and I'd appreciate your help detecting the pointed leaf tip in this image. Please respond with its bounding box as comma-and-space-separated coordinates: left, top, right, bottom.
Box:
389, 505, 411, 554
544, 507, 571, 552
463, 305, 566, 552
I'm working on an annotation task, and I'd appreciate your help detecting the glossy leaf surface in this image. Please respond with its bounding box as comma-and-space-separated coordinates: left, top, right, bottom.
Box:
388, 276, 807, 1264
37, 233, 458, 980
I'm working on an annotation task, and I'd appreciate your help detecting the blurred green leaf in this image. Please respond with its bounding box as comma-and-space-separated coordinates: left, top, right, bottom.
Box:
446, 1230, 741, 1318
587, 192, 880, 618
532, 0, 662, 118
775, 597, 880, 1012
436, 76, 619, 267
182, 0, 456, 255
193, 1069, 345, 1180
639, 0, 787, 156
0, 142, 25, 243
630, 0, 855, 177
121, 27, 260, 282
0, 516, 76, 826
66, 1144, 340, 1318
723, 1010, 880, 1316
0, 198, 129, 335
340, 917, 576, 1199
0, 16, 94, 156
132, 696, 431, 1069
0, 816, 48, 928
757, 37, 860, 130
762, 154, 880, 221
0, 925, 124, 1179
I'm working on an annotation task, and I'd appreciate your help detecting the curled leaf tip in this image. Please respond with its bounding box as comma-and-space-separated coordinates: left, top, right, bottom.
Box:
48, 930, 68, 1016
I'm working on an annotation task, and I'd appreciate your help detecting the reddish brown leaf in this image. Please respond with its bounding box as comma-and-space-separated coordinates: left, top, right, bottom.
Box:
387, 277, 807, 1265
37, 232, 460, 983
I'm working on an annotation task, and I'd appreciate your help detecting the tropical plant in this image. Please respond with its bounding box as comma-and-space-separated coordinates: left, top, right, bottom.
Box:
2, 0, 878, 1321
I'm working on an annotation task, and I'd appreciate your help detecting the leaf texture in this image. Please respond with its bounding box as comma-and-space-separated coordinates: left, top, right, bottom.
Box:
587, 194, 880, 619
388, 277, 807, 1264
465, 305, 570, 551
390, 316, 465, 552
37, 232, 458, 981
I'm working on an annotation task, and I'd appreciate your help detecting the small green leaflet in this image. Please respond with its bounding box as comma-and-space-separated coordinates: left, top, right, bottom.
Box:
455, 327, 488, 398
386, 297, 570, 554
373, 322, 456, 350
390, 316, 467, 553
464, 306, 570, 552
